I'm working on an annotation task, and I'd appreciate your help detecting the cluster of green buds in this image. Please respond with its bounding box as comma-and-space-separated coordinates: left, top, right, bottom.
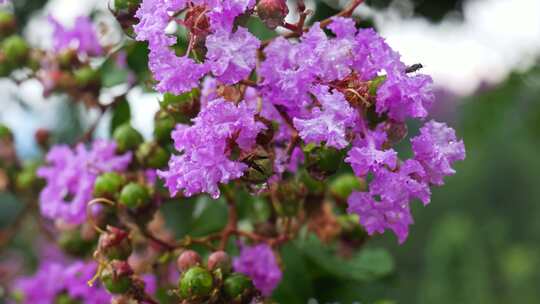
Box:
175, 250, 262, 304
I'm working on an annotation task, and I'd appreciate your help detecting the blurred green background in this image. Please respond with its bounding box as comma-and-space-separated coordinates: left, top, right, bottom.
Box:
1, 0, 540, 303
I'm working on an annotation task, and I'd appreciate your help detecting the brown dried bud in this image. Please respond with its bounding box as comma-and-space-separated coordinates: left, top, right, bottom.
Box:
257, 0, 289, 29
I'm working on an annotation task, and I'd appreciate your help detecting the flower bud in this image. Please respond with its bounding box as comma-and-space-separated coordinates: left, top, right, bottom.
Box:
257, 0, 289, 29
178, 266, 214, 300
34, 128, 50, 148
153, 111, 175, 143
111, 0, 141, 36
0, 124, 12, 141
15, 160, 40, 191
73, 66, 101, 90
57, 229, 96, 257
113, 124, 144, 153
0, 11, 16, 38
54, 293, 81, 304
98, 226, 132, 260
177, 250, 202, 272
207, 251, 231, 274
101, 260, 134, 294
94, 172, 125, 198
305, 146, 345, 180
136, 142, 169, 169
184, 5, 211, 37
274, 179, 306, 216
1, 35, 29, 65
160, 90, 200, 121
329, 174, 366, 201
223, 273, 254, 301
57, 49, 79, 70
119, 182, 150, 209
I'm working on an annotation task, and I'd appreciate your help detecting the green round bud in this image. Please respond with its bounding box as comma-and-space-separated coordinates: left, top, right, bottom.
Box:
136, 142, 169, 169
101, 261, 133, 294
58, 229, 96, 257
178, 266, 214, 299
2, 35, 29, 65
119, 182, 150, 209
113, 124, 144, 153
0, 11, 16, 38
114, 0, 141, 10
99, 226, 132, 261
94, 172, 125, 198
16, 161, 40, 190
73, 66, 101, 88
330, 174, 366, 200
223, 273, 253, 300
153, 111, 175, 143
0, 124, 12, 141
306, 146, 345, 180
55, 293, 82, 304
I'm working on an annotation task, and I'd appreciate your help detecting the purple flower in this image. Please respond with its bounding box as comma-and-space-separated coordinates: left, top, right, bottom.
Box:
347, 160, 430, 244
48, 15, 102, 56
37, 140, 131, 224
411, 120, 466, 185
352, 28, 405, 80
14, 260, 109, 304
293, 85, 357, 149
346, 126, 398, 177
233, 243, 282, 296
376, 73, 435, 122
205, 27, 260, 84
158, 98, 265, 199
149, 49, 209, 95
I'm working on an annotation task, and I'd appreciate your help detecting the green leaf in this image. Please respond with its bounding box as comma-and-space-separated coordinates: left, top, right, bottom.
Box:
100, 58, 129, 88
110, 99, 131, 135
299, 235, 394, 281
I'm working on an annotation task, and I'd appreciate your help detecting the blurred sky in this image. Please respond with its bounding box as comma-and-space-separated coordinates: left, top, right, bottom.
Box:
1, 0, 540, 157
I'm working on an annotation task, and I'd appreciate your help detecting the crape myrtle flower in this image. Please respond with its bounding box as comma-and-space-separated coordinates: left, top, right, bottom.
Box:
158, 98, 265, 199
37, 140, 132, 224
233, 243, 282, 296
411, 120, 466, 185
48, 15, 102, 56
347, 160, 430, 244
14, 260, 109, 304
134, 0, 259, 94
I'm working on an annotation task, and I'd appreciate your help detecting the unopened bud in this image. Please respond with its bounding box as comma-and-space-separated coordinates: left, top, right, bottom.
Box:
0, 11, 16, 38
113, 124, 144, 153
99, 226, 132, 260
1, 35, 29, 65
257, 0, 289, 29
207, 251, 231, 273
119, 182, 151, 209
94, 172, 126, 199
177, 250, 201, 272
101, 260, 134, 294
34, 128, 50, 148
136, 142, 169, 169
178, 266, 214, 300
223, 273, 254, 301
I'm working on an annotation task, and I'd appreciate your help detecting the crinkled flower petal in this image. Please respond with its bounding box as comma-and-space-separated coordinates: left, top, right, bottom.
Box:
233, 243, 282, 296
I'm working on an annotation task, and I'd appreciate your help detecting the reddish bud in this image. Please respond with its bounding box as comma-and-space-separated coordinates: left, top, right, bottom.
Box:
177, 250, 202, 272
34, 128, 50, 148
257, 0, 289, 29
184, 6, 211, 37
207, 251, 231, 273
